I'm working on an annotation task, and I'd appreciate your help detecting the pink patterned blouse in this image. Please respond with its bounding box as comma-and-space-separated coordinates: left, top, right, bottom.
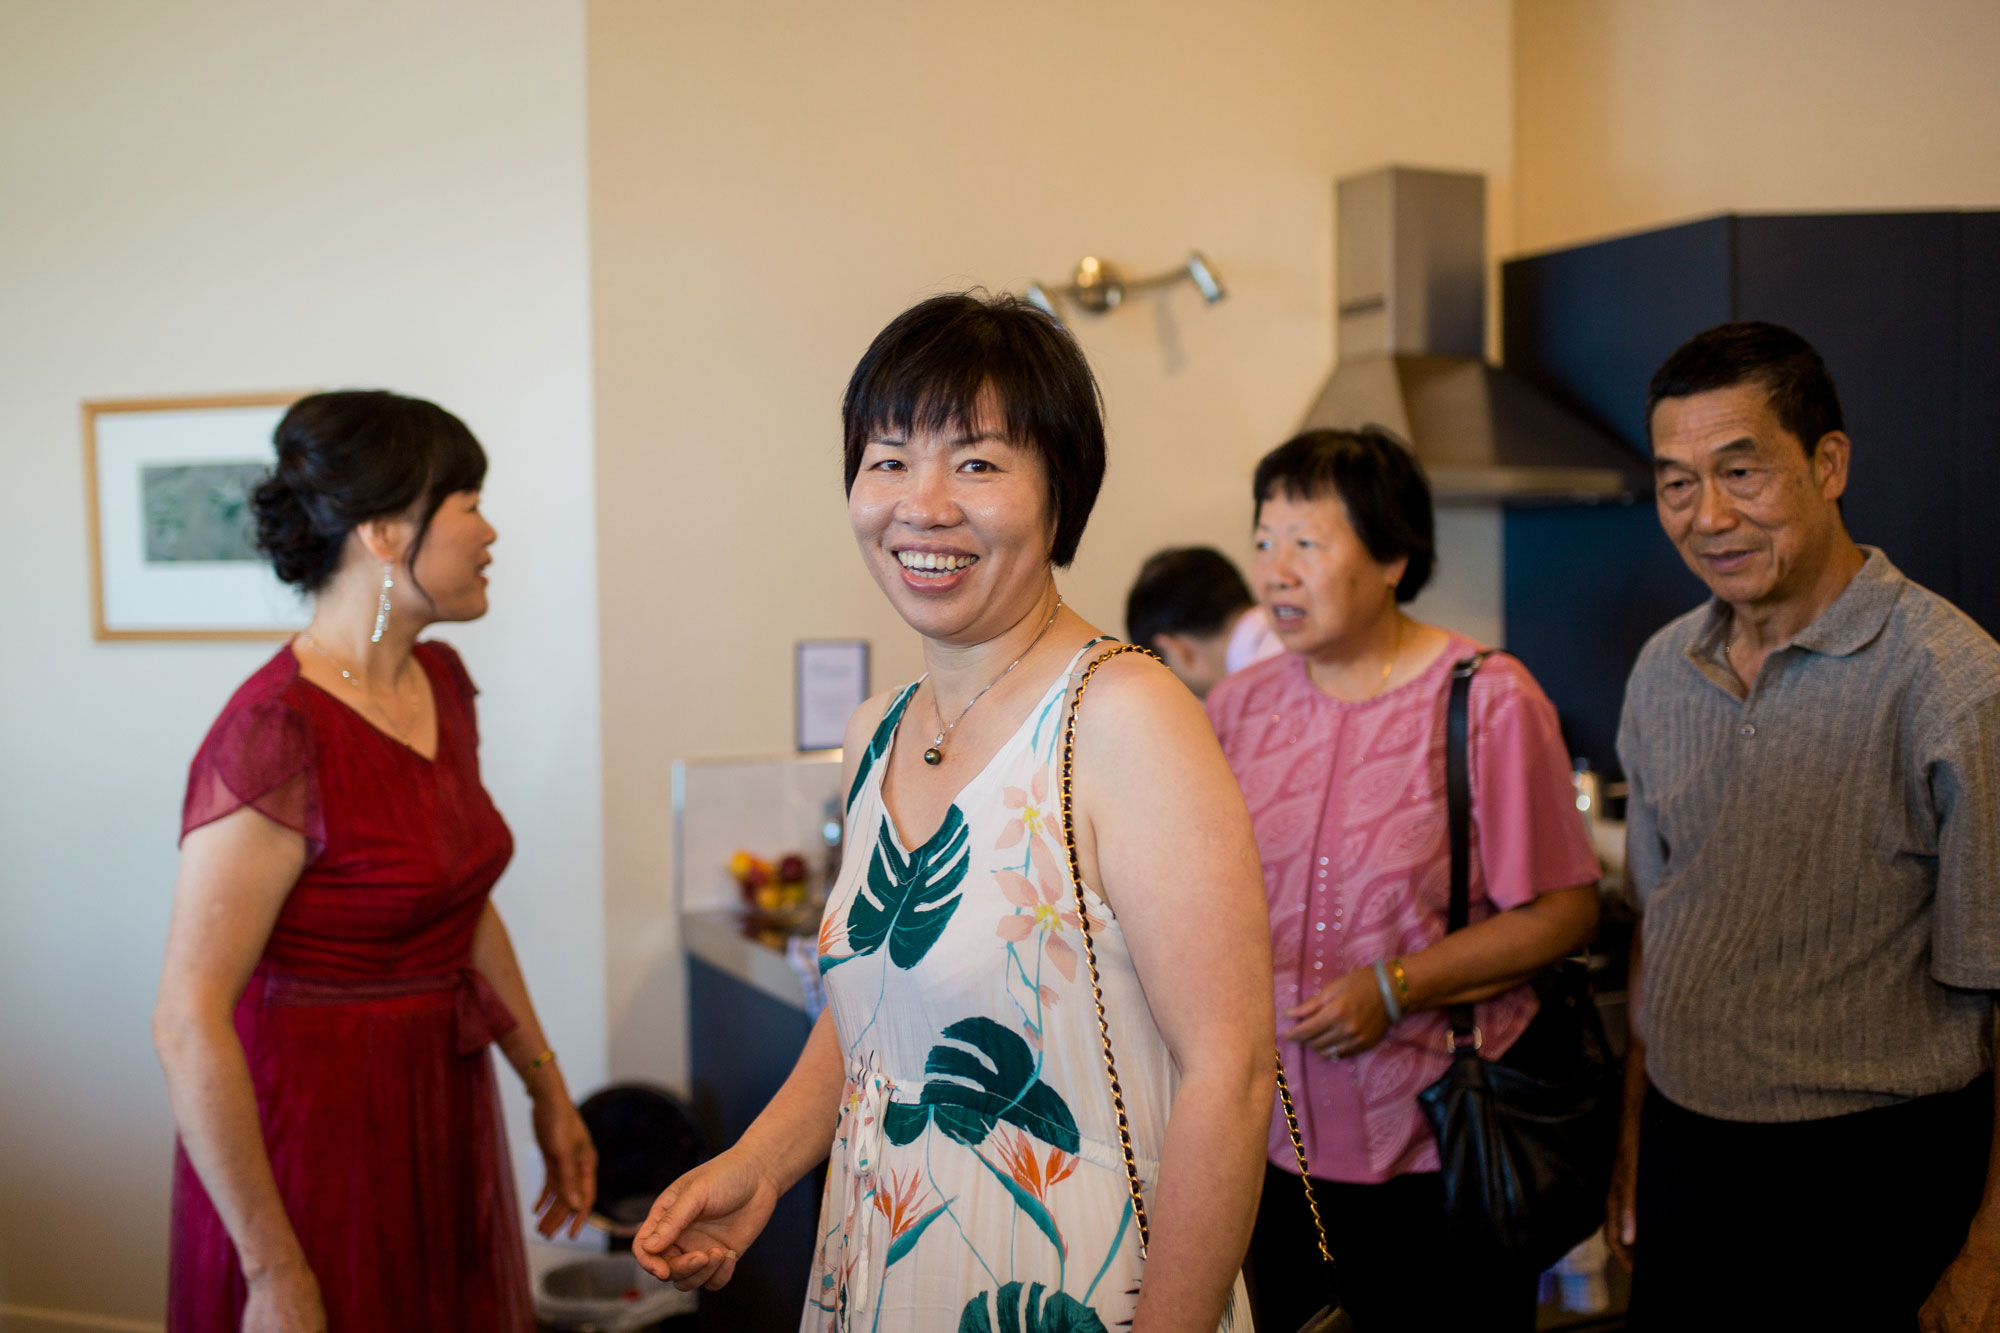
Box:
1206, 635, 1599, 1184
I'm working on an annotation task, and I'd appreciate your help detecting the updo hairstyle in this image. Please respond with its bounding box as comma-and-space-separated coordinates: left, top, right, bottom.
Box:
252, 390, 487, 596
841, 291, 1107, 568
1252, 427, 1436, 603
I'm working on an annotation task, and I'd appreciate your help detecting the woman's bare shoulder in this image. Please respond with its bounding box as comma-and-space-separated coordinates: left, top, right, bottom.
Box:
845, 683, 910, 743
839, 681, 918, 800
1069, 648, 1215, 754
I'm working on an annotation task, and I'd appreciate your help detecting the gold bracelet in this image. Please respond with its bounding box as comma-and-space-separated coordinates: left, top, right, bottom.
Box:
1387, 957, 1411, 1006
527, 1049, 557, 1074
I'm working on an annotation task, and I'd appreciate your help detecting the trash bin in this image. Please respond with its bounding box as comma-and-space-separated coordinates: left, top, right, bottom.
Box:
578, 1083, 707, 1239
535, 1252, 695, 1331
531, 1083, 708, 1331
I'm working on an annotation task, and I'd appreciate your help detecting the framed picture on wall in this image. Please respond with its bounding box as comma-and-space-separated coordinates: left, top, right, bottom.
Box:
796, 639, 870, 751
83, 392, 312, 641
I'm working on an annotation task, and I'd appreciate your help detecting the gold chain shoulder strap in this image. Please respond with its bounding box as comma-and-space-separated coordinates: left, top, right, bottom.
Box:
1056, 645, 1333, 1273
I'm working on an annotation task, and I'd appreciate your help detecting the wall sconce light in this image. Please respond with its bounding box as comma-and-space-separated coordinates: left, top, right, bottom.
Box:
1026, 250, 1226, 322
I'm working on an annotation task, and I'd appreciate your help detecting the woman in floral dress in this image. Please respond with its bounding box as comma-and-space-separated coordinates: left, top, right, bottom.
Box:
635, 294, 1277, 1332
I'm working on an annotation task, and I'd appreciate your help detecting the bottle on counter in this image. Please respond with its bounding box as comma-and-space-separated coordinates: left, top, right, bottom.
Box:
820, 794, 844, 890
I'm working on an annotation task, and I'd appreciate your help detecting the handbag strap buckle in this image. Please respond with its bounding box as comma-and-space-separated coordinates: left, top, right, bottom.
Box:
1444, 1025, 1484, 1054
1451, 650, 1494, 679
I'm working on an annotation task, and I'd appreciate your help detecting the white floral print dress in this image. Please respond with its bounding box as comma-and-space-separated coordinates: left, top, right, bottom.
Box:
807, 643, 1252, 1333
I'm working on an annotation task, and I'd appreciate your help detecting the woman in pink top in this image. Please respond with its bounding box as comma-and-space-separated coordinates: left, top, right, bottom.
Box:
1206, 428, 1601, 1333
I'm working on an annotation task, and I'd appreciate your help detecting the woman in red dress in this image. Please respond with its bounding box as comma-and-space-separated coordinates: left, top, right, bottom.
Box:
153, 391, 596, 1332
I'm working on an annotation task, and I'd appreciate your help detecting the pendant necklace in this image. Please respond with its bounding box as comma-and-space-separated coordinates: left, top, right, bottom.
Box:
1367, 613, 1405, 700
922, 594, 1063, 766
300, 630, 417, 745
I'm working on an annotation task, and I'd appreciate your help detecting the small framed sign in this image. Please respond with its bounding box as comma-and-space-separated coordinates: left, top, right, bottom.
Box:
83, 392, 311, 641
796, 639, 870, 752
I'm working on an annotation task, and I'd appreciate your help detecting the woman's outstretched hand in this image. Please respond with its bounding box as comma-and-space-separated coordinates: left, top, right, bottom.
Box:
632, 1149, 782, 1291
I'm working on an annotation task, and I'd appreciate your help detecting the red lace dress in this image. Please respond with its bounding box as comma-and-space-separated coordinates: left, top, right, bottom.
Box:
167, 641, 533, 1332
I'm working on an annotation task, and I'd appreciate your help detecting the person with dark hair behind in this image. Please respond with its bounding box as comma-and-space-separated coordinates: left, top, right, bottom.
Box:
153, 391, 595, 1332
632, 293, 1276, 1332
1207, 427, 1601, 1332
1610, 322, 2000, 1331
1126, 547, 1281, 698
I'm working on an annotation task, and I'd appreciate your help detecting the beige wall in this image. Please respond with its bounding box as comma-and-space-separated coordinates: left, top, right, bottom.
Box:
0, 3, 599, 1327
589, 0, 1518, 1086
1514, 0, 2000, 253
26, 2, 1993, 1319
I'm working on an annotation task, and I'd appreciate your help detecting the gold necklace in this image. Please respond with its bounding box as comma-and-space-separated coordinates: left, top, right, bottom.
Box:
923, 594, 1063, 766
299, 631, 418, 744
1365, 614, 1405, 700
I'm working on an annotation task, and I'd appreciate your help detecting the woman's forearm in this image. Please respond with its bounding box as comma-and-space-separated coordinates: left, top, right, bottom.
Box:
153, 1007, 305, 1279
155, 811, 312, 1283
469, 904, 565, 1099
1128, 1053, 1274, 1333
1400, 885, 1598, 1011
734, 1009, 847, 1195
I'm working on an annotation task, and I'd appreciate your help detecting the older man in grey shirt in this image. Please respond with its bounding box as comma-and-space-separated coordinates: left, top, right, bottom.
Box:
1612, 323, 2000, 1331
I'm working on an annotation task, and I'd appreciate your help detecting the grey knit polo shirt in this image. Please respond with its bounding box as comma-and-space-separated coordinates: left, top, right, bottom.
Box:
1618, 548, 2000, 1122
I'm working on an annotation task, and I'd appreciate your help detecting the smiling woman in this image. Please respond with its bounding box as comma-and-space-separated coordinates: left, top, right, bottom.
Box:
840, 292, 1104, 571
634, 293, 1278, 1333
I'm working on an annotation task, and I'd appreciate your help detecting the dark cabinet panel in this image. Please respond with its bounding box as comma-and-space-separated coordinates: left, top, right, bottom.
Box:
1503, 217, 1733, 451
688, 958, 822, 1333
1960, 215, 2000, 633
1734, 215, 1963, 605
1499, 219, 1728, 774
1503, 504, 1706, 778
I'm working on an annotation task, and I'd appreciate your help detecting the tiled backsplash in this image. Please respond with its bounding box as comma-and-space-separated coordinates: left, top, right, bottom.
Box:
673, 752, 845, 914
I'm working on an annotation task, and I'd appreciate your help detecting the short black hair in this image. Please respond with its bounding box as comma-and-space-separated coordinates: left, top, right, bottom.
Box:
252, 390, 487, 596
841, 291, 1106, 567
1126, 547, 1255, 652
1251, 427, 1435, 603
1647, 321, 1845, 456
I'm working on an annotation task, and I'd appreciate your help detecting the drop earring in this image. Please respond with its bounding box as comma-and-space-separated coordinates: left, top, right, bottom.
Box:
371, 562, 394, 643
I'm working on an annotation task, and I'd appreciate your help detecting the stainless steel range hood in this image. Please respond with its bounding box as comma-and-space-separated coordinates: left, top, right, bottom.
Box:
1299, 167, 1650, 505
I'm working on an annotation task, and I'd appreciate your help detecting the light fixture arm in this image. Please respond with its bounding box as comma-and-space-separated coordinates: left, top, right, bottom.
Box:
1026, 250, 1226, 322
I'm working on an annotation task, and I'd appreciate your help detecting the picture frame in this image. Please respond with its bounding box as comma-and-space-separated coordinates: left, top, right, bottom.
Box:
82, 391, 312, 641
795, 639, 870, 752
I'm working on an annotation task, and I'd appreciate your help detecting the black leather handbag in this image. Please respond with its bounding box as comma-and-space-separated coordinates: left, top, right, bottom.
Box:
1415, 651, 1621, 1274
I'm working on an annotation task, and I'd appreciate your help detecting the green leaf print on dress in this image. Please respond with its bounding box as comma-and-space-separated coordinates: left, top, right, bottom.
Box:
825, 805, 971, 974
881, 1016, 1080, 1153
957, 1282, 1108, 1333
969, 1146, 1065, 1259
846, 683, 918, 812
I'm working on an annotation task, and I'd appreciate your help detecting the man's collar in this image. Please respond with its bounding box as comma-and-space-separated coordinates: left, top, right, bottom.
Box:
1787, 546, 1902, 657
1683, 546, 1903, 689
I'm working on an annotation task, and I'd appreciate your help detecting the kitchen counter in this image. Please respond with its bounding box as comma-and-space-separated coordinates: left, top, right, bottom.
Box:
682, 908, 818, 1013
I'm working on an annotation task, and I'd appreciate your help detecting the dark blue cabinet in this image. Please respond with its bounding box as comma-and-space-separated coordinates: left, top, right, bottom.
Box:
1958, 214, 2000, 634
1502, 217, 1734, 450
686, 957, 823, 1333
1500, 211, 2000, 776
1734, 214, 1964, 606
